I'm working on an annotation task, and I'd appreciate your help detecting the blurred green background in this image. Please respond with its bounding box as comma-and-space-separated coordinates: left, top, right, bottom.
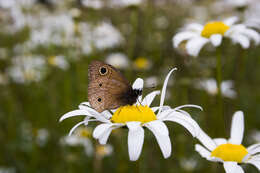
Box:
1, 0, 260, 172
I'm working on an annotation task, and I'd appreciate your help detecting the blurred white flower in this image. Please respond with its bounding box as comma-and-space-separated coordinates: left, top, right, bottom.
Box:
48, 55, 70, 70
180, 157, 198, 171
105, 53, 129, 69
195, 111, 260, 173
195, 78, 237, 99
76, 22, 93, 55
154, 16, 169, 29
144, 76, 158, 88
109, 0, 143, 8
249, 130, 260, 143
223, 0, 250, 8
244, 2, 260, 29
0, 0, 15, 8
75, 22, 124, 54
96, 144, 113, 158
0, 167, 16, 173
36, 128, 49, 147
173, 17, 260, 57
81, 0, 104, 9
29, 13, 75, 46
7, 55, 47, 84
93, 22, 124, 50
69, 8, 81, 18
61, 127, 94, 156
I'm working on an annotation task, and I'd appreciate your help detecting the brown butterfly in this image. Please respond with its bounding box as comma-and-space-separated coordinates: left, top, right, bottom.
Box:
88, 60, 142, 113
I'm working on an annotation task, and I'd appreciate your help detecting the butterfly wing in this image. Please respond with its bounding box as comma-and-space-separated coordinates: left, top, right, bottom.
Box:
88, 61, 132, 112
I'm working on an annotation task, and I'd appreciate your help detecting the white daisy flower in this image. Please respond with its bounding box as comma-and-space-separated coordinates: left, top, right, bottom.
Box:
6, 55, 47, 84
173, 17, 260, 57
96, 144, 113, 158
92, 22, 124, 50
109, 0, 143, 8
105, 53, 129, 69
48, 55, 70, 70
195, 78, 237, 99
195, 111, 260, 172
244, 2, 260, 30
81, 0, 104, 9
60, 68, 202, 161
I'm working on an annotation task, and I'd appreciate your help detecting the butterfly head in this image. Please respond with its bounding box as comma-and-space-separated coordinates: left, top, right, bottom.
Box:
133, 89, 142, 97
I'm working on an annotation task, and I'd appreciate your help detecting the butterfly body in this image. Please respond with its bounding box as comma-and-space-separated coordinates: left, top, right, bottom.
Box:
88, 61, 142, 113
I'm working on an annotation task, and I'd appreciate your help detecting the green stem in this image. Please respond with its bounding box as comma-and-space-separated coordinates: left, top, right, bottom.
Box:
127, 8, 139, 60
216, 47, 226, 136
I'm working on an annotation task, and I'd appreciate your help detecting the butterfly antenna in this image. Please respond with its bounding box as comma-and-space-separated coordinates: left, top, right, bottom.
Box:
135, 104, 142, 112
137, 98, 144, 107
118, 108, 122, 115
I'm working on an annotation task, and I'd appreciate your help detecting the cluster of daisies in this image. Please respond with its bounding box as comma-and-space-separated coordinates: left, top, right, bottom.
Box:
60, 68, 260, 173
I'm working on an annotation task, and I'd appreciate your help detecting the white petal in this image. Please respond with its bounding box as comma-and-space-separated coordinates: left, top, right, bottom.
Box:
87, 108, 110, 123
59, 110, 91, 122
132, 78, 144, 103
210, 34, 222, 47
126, 122, 144, 161
223, 16, 239, 26
185, 23, 204, 32
162, 111, 201, 137
132, 78, 144, 90
79, 102, 91, 107
173, 104, 203, 111
98, 127, 115, 144
68, 121, 86, 136
229, 111, 244, 145
101, 110, 112, 119
141, 90, 160, 106
69, 106, 109, 123
230, 34, 250, 49
242, 29, 260, 45
195, 144, 211, 159
158, 68, 177, 115
173, 31, 198, 48
247, 157, 260, 171
144, 121, 171, 158
175, 109, 192, 117
247, 143, 260, 155
93, 123, 113, 139
221, 80, 237, 99
151, 106, 171, 113
223, 162, 244, 173
196, 129, 217, 151
213, 138, 227, 145
186, 37, 209, 57
157, 109, 175, 119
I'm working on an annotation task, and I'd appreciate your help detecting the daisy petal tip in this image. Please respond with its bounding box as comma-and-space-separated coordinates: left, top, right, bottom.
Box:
133, 78, 144, 90
59, 116, 65, 122
198, 106, 203, 111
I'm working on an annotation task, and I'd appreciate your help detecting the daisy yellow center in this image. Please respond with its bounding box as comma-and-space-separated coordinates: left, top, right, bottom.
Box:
96, 145, 110, 157
201, 21, 230, 38
78, 128, 91, 138
211, 143, 248, 163
111, 105, 157, 124
134, 57, 150, 69
48, 56, 56, 65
